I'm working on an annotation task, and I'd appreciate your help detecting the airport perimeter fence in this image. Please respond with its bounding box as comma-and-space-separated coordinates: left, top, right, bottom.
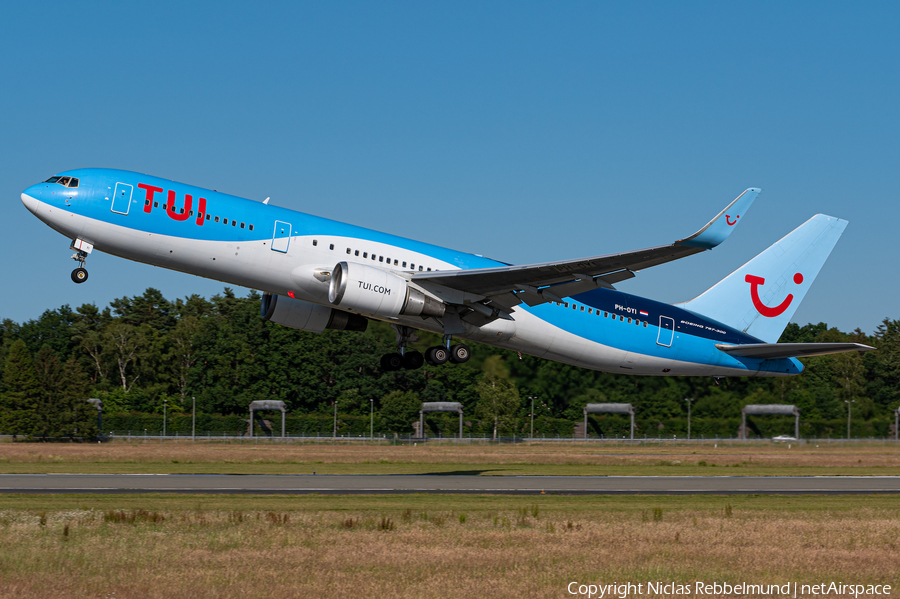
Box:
2, 433, 898, 447
79, 413, 898, 441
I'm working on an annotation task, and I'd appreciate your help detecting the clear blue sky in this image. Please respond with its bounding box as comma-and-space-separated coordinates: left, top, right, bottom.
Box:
1, 1, 897, 334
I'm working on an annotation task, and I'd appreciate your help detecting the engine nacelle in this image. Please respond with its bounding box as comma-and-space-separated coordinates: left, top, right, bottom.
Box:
328, 261, 445, 318
261, 292, 368, 333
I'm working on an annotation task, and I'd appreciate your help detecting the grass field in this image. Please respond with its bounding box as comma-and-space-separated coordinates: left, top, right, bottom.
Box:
2, 443, 899, 598
1, 440, 899, 476
0, 494, 898, 598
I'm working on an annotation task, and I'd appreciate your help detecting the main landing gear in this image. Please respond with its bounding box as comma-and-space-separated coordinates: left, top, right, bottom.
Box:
380, 328, 470, 372
71, 250, 89, 284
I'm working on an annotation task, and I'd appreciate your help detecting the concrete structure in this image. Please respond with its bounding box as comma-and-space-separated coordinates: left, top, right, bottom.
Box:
419, 402, 464, 439
583, 403, 634, 440
249, 400, 286, 438
86, 398, 103, 431
741, 404, 800, 440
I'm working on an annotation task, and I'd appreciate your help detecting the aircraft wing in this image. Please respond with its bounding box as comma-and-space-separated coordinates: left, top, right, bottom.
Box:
413, 188, 760, 318
715, 342, 875, 359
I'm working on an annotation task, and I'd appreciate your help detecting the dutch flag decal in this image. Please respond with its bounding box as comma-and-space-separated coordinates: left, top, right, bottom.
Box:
639, 310, 648, 316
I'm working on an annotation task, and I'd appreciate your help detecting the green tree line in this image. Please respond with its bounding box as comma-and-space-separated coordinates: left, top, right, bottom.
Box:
1, 288, 898, 438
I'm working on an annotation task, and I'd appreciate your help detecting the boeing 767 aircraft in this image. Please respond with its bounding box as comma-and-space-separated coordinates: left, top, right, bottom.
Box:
20, 170, 872, 377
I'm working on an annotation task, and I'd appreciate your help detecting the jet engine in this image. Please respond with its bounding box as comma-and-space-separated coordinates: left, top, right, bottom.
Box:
260, 292, 368, 333
328, 261, 445, 318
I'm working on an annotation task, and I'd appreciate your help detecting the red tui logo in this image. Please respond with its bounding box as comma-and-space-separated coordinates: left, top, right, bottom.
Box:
745, 273, 803, 317
725, 214, 739, 226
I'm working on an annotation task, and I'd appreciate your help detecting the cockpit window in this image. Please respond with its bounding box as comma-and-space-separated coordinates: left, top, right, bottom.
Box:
43, 176, 79, 188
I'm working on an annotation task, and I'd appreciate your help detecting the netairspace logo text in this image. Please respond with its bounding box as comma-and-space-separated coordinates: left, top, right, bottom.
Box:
567, 581, 892, 598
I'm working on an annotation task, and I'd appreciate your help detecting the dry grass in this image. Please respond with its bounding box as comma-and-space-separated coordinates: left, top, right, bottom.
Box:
1, 440, 899, 476
0, 494, 897, 598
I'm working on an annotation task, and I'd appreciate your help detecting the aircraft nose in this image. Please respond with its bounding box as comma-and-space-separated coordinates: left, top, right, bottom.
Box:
21, 184, 42, 214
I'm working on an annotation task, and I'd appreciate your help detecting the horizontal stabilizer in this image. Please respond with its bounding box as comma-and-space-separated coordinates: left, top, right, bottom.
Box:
716, 342, 875, 359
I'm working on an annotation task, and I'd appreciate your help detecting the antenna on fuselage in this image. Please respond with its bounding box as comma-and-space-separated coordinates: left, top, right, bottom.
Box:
263, 197, 270, 205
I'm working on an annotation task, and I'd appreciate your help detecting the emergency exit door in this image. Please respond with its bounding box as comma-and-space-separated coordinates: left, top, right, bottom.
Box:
272, 221, 291, 253
111, 182, 133, 215
657, 316, 675, 347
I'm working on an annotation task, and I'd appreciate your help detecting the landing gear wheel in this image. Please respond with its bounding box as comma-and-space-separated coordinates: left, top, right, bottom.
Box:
449, 344, 470, 364
380, 353, 403, 371
425, 346, 450, 366
402, 351, 424, 370
71, 268, 89, 284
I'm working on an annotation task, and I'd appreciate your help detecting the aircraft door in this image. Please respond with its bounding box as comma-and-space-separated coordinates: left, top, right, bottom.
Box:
111, 182, 133, 215
657, 316, 675, 347
272, 220, 291, 253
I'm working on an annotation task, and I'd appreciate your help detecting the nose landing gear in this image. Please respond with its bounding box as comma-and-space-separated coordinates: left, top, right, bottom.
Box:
71, 250, 89, 284
69, 239, 93, 284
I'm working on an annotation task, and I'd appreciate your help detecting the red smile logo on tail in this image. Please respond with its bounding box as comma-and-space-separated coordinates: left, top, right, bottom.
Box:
726, 214, 739, 226
745, 273, 803, 317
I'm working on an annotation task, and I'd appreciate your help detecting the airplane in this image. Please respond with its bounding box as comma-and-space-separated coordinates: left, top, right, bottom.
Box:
20, 169, 873, 377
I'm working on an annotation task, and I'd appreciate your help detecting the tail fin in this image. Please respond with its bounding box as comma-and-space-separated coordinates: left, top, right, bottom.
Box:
678, 214, 848, 343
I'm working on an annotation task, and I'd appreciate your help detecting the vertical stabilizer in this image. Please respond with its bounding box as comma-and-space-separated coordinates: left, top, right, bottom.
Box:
678, 214, 847, 343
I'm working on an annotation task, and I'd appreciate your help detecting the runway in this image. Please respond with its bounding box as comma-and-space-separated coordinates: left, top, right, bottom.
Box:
2, 474, 900, 495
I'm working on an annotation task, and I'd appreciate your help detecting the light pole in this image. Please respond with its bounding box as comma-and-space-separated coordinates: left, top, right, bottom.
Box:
333, 401, 338, 439
845, 400, 855, 440
163, 400, 168, 438
685, 398, 693, 440
192, 396, 196, 441
528, 396, 536, 441
370, 399, 374, 441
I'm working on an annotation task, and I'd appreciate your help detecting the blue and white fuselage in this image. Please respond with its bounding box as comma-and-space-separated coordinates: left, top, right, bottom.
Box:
21, 168, 870, 377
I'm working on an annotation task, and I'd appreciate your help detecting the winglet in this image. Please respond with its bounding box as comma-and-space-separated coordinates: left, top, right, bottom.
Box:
676, 188, 760, 250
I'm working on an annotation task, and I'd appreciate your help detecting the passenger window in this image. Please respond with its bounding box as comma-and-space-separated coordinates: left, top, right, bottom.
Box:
379, 256, 383, 262
418, 266, 423, 271
181, 208, 185, 214
643, 321, 648, 327
154, 202, 159, 208
329, 244, 334, 250
627, 317, 632, 323
223, 219, 228, 225
394, 259, 398, 266
313, 240, 317, 246
564, 302, 569, 308
588, 308, 592, 314
215, 216, 219, 223
363, 252, 367, 258
346, 248, 351, 254
240, 222, 245, 229
427, 268, 431, 271
206, 214, 211, 220
249, 224, 254, 231
620, 315, 625, 321
189, 210, 193, 216
410, 263, 415, 269
355, 250, 359, 256
231, 220, 236, 226
402, 261, 407, 268
145, 200, 150, 206
580, 306, 585, 312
